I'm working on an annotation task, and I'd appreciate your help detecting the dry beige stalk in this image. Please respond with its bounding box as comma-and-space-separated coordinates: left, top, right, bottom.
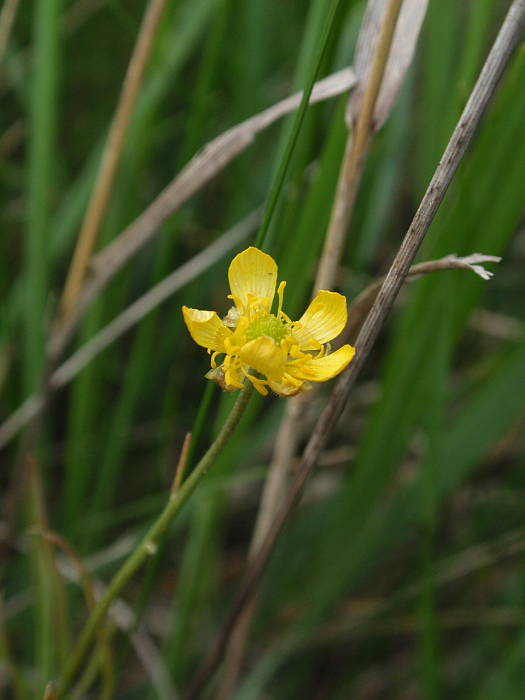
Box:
257, 0, 427, 546
347, 0, 429, 129
317, 0, 419, 291
58, 0, 168, 321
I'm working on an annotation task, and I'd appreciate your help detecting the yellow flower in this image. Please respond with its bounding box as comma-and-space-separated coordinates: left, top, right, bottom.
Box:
182, 247, 355, 397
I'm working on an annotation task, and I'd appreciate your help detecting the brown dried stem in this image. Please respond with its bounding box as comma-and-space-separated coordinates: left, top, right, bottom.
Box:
58, 0, 167, 321
187, 1, 525, 694
316, 0, 403, 291
171, 432, 192, 496
43, 683, 58, 700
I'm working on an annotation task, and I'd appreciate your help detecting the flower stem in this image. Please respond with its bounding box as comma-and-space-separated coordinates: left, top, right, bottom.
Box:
55, 386, 253, 697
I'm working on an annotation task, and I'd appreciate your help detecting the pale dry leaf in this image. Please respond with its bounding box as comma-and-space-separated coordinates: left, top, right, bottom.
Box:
347, 0, 429, 129
91, 68, 356, 275
449, 253, 502, 280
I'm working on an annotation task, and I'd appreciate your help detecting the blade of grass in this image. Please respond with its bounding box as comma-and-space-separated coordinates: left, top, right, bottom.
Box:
25, 0, 61, 393
262, 0, 349, 255
26, 457, 71, 694
23, 0, 64, 690
254, 0, 346, 250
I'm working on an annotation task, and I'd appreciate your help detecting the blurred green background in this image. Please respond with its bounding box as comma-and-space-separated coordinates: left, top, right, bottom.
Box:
1, 0, 525, 697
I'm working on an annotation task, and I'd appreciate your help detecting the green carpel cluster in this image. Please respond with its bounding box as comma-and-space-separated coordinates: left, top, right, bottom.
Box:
245, 314, 288, 342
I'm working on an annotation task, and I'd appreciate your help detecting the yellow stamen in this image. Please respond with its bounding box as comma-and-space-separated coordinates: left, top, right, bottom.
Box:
277, 280, 286, 316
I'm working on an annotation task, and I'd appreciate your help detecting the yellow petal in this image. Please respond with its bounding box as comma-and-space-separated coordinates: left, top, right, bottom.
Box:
239, 336, 286, 381
293, 291, 348, 349
291, 345, 355, 382
182, 306, 231, 351
228, 247, 277, 310
269, 378, 308, 397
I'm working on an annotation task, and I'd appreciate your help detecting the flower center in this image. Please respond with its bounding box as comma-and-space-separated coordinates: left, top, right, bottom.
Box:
245, 314, 288, 343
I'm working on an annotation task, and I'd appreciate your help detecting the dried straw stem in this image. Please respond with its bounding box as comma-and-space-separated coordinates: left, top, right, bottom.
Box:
316, 0, 404, 291
58, 0, 167, 321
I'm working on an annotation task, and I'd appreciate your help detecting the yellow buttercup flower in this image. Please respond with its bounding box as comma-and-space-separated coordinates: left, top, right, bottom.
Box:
182, 247, 355, 397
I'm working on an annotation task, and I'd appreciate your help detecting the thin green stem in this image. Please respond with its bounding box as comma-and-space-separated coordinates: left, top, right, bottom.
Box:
254, 0, 344, 250
55, 385, 253, 697
25, 0, 61, 393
